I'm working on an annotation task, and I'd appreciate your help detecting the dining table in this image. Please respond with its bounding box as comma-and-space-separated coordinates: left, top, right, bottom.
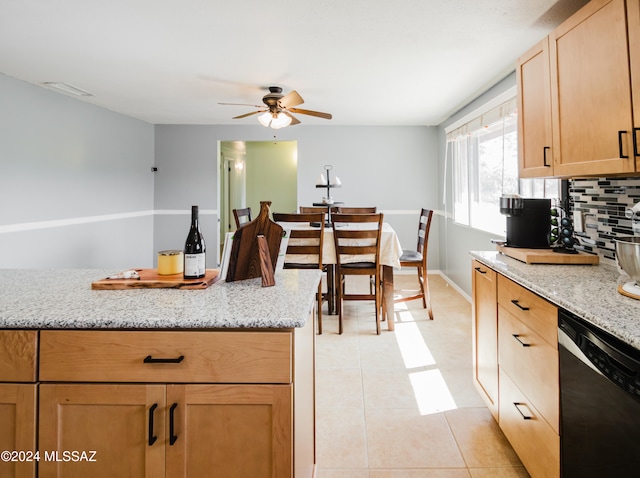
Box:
279, 221, 403, 331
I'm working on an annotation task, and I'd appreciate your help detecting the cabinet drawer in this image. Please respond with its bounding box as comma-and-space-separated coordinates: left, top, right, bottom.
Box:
0, 330, 37, 382
499, 368, 559, 478
40, 330, 292, 384
498, 306, 559, 433
498, 274, 557, 346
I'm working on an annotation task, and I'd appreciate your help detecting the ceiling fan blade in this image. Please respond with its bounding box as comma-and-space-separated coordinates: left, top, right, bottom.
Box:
219, 102, 263, 107
283, 111, 301, 125
232, 110, 265, 119
288, 107, 332, 120
279, 90, 304, 109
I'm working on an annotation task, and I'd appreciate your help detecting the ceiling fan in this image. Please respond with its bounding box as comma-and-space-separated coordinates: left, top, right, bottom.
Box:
219, 86, 332, 129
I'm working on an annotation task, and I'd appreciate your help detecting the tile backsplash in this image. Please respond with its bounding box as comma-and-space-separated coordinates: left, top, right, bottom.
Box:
569, 177, 640, 265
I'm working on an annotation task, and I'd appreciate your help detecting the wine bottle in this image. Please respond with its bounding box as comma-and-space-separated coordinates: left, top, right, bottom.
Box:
184, 205, 206, 279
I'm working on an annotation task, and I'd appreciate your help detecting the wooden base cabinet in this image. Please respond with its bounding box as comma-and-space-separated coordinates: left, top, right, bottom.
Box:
0, 384, 37, 478
38, 384, 292, 478
471, 260, 499, 419
38, 384, 166, 478
471, 263, 560, 478
166, 385, 292, 478
0, 330, 38, 478
35, 319, 315, 478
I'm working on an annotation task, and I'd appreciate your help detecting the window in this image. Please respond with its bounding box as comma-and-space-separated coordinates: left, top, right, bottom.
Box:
447, 88, 559, 236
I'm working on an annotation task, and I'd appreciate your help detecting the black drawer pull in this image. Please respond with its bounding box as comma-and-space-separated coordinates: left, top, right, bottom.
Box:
169, 403, 178, 445
619, 130, 629, 159
510, 299, 529, 311
634, 127, 640, 157
514, 402, 533, 420
512, 334, 531, 347
474, 267, 487, 274
148, 403, 158, 446
143, 355, 185, 364
543, 146, 551, 167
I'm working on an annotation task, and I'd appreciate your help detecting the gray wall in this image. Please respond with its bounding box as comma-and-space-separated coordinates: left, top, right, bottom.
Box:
153, 124, 441, 269
436, 72, 517, 297
3, 67, 511, 298
0, 73, 155, 269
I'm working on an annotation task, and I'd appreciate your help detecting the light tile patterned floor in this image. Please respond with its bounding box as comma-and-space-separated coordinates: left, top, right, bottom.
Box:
315, 274, 530, 477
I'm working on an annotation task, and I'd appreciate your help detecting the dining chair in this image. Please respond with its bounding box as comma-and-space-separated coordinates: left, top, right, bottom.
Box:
273, 212, 326, 334
333, 207, 379, 293
395, 208, 434, 319
332, 212, 384, 335
233, 207, 252, 229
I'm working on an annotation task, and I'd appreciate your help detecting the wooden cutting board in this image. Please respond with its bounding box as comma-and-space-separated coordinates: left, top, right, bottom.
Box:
92, 269, 220, 290
225, 201, 283, 282
496, 245, 599, 265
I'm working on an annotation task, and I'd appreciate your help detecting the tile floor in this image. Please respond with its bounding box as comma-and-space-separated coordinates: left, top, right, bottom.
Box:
315, 273, 530, 477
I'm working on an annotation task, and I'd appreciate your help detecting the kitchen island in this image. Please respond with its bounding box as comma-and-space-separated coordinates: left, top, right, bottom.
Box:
0, 268, 322, 478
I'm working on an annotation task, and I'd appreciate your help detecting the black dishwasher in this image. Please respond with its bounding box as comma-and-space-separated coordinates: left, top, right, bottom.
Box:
559, 309, 640, 477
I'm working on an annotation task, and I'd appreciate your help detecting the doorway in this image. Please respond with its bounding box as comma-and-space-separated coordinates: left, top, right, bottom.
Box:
218, 140, 298, 256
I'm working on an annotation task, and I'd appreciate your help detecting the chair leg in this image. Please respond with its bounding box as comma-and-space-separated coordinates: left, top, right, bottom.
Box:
375, 279, 381, 335
337, 276, 344, 335
317, 282, 323, 334
424, 272, 434, 320
418, 266, 427, 309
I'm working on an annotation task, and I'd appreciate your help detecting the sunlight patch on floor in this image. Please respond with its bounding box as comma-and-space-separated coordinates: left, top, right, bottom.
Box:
393, 321, 435, 368
409, 369, 458, 415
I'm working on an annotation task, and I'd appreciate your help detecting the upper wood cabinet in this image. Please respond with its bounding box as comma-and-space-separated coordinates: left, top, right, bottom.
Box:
628, 0, 640, 172
518, 0, 640, 178
517, 37, 554, 177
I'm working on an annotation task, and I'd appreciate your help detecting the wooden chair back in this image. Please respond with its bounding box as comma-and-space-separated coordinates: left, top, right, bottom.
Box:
333, 207, 377, 214
415, 208, 433, 266
272, 213, 325, 269
233, 207, 252, 229
332, 213, 383, 269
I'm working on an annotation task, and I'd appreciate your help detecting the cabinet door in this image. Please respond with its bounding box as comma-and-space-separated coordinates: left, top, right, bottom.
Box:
38, 384, 166, 478
517, 37, 554, 178
0, 384, 37, 478
550, 0, 635, 176
471, 261, 498, 419
166, 384, 292, 478
627, 0, 640, 171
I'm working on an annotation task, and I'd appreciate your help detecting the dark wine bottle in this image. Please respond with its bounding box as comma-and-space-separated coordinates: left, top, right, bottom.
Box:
183, 205, 206, 279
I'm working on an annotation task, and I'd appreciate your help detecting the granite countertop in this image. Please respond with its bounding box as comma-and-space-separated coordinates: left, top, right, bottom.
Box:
0, 269, 322, 329
471, 251, 640, 350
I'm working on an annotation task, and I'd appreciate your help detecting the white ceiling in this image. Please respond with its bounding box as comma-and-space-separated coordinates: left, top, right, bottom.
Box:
0, 0, 589, 126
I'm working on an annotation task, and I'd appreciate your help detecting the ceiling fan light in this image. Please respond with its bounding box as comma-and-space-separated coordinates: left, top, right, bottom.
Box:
271, 112, 292, 129
258, 112, 273, 127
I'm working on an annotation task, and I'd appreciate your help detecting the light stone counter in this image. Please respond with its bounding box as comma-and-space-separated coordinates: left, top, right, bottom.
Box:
0, 268, 322, 329
471, 251, 640, 350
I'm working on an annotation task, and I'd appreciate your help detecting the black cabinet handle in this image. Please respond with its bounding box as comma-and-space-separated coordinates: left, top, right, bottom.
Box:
510, 299, 529, 311
514, 402, 533, 420
512, 334, 531, 347
634, 128, 640, 157
148, 403, 158, 446
543, 146, 551, 167
619, 130, 629, 159
143, 355, 185, 364
169, 403, 178, 445
474, 267, 487, 274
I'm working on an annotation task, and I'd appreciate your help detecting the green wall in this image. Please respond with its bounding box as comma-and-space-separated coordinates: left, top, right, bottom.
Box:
245, 140, 298, 215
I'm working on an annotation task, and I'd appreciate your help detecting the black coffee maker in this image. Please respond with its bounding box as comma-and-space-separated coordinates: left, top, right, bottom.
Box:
500, 196, 551, 248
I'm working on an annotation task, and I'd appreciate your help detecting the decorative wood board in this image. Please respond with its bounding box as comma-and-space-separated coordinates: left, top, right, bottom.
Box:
225, 201, 283, 282
496, 245, 599, 265
92, 269, 220, 290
